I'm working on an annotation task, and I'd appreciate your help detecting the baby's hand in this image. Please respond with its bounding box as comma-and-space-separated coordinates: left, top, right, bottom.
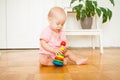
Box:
63, 46, 67, 53
54, 48, 61, 55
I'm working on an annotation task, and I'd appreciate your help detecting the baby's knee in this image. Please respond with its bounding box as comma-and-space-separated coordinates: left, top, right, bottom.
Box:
40, 58, 48, 65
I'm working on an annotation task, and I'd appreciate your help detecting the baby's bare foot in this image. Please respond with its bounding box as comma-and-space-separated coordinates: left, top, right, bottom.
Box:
76, 58, 88, 65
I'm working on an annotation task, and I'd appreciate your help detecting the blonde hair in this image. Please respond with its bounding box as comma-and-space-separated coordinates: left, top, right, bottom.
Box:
48, 7, 66, 18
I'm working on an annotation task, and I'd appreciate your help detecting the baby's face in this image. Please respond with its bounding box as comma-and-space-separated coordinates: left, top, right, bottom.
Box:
49, 12, 66, 32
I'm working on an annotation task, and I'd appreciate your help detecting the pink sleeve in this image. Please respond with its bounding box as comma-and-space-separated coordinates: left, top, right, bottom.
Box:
40, 27, 51, 42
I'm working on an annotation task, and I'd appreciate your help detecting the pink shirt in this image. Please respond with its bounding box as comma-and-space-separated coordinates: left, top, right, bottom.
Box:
39, 27, 66, 58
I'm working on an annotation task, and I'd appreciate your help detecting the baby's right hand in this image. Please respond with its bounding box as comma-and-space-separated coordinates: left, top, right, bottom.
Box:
53, 48, 61, 55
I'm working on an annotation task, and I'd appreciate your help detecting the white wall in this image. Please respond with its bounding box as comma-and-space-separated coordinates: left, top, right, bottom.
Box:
0, 0, 120, 49
0, 0, 54, 49
101, 0, 120, 47
0, 0, 6, 48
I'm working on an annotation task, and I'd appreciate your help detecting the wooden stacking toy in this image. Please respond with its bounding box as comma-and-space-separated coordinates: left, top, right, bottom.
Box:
53, 41, 66, 66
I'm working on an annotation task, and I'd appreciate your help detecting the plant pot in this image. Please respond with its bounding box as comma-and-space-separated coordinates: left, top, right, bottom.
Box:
80, 17, 93, 29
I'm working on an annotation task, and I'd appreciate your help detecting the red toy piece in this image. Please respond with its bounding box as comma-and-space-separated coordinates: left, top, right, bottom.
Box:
61, 41, 66, 46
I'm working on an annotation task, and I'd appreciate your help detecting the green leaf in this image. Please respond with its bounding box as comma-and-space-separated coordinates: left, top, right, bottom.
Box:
93, 1, 97, 7
100, 7, 107, 15
91, 11, 95, 16
102, 14, 107, 23
76, 12, 80, 20
86, 0, 95, 12
86, 0, 92, 7
72, 4, 83, 12
73, 4, 83, 20
79, 0, 82, 2
96, 8, 101, 17
109, 0, 115, 6
81, 9, 86, 19
70, 0, 77, 5
86, 8, 90, 16
100, 7, 108, 23
107, 8, 112, 20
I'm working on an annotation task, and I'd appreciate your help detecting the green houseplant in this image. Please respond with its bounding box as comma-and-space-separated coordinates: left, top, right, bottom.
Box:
70, 0, 115, 29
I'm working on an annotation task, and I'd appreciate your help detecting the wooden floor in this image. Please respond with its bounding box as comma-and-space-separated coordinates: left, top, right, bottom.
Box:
0, 48, 120, 80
